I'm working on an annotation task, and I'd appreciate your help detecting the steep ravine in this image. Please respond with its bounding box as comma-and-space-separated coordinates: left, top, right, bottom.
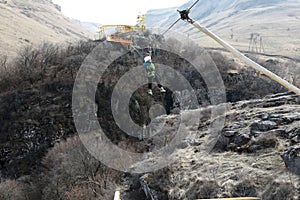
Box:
0, 37, 298, 199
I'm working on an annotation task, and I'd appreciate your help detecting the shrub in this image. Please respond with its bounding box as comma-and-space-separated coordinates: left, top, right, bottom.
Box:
0, 179, 26, 200
261, 179, 299, 200
40, 135, 121, 200
16, 45, 41, 84
0, 178, 39, 200
0, 40, 96, 92
38, 42, 59, 81
0, 55, 21, 91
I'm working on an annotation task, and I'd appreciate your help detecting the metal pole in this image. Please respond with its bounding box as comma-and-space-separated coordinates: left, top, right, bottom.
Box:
189, 19, 300, 95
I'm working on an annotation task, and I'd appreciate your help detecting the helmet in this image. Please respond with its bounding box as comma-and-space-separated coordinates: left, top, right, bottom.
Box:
144, 56, 151, 62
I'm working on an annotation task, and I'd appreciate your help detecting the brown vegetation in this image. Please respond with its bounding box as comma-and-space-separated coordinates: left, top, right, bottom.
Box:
0, 35, 299, 199
0, 40, 97, 92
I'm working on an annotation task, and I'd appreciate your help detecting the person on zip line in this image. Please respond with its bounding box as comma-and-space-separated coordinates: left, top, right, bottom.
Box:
143, 56, 166, 95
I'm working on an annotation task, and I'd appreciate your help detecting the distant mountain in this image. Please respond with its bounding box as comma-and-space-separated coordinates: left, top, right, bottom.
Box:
72, 19, 101, 40
146, 0, 300, 57
0, 0, 94, 59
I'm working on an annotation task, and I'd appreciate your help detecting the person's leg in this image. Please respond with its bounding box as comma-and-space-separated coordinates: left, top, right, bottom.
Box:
154, 73, 161, 85
154, 73, 166, 93
148, 76, 153, 88
147, 77, 153, 95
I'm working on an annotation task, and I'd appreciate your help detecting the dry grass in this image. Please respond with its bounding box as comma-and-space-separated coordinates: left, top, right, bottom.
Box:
0, 0, 93, 60
165, 149, 299, 199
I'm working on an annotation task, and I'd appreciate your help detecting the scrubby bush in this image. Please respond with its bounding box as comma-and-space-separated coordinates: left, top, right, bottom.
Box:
0, 40, 98, 93
38, 42, 59, 80
15, 43, 61, 84
209, 51, 287, 101
0, 179, 27, 200
40, 135, 121, 200
16, 45, 41, 84
0, 55, 20, 91
62, 40, 96, 58
0, 178, 39, 200
230, 179, 258, 197
59, 40, 97, 79
261, 179, 299, 200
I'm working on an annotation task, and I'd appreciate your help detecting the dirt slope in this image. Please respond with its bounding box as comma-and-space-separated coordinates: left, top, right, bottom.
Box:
0, 0, 93, 59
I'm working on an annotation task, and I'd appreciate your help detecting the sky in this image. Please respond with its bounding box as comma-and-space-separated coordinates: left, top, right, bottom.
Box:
52, 0, 189, 25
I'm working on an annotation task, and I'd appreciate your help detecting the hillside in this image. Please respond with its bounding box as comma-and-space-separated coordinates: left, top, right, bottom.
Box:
121, 92, 300, 199
0, 1, 299, 198
0, 0, 93, 59
146, 0, 300, 57
0, 32, 299, 199
72, 19, 101, 38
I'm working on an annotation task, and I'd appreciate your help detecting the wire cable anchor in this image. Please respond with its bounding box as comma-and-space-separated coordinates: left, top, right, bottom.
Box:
177, 9, 194, 23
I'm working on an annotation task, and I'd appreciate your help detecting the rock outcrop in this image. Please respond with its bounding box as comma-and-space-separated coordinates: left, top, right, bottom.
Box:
121, 92, 300, 199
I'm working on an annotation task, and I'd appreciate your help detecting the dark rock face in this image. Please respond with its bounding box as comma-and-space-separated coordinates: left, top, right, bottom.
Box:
233, 133, 251, 146
250, 120, 277, 132
217, 92, 300, 155
281, 146, 300, 175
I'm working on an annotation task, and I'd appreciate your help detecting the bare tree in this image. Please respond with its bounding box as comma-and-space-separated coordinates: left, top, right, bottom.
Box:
38, 42, 59, 81
40, 135, 121, 200
0, 55, 21, 92
16, 46, 40, 84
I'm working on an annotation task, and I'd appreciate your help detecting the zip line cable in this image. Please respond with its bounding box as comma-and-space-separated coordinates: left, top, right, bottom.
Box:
162, 18, 181, 36
162, 0, 200, 36
187, 0, 200, 12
